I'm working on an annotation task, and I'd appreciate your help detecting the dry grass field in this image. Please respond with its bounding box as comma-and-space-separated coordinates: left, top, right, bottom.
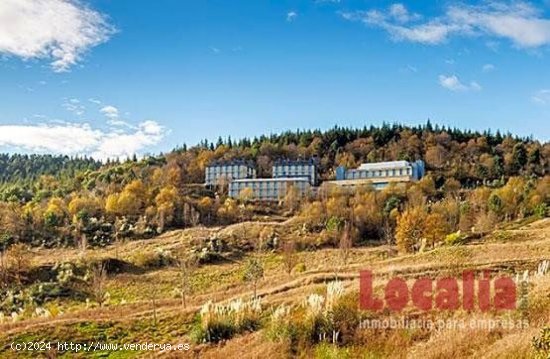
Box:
1, 218, 549, 358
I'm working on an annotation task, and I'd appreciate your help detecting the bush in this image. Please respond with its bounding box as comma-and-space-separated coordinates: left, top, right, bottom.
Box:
190, 316, 235, 343
292, 263, 307, 274
27, 282, 75, 304
532, 327, 550, 358
132, 248, 175, 268
301, 281, 346, 345
444, 231, 467, 246
534, 203, 548, 218
193, 298, 262, 343
314, 343, 352, 359
265, 305, 295, 342
325, 217, 344, 232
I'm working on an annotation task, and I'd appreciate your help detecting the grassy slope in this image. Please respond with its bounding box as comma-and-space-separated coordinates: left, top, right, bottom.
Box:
1, 219, 549, 358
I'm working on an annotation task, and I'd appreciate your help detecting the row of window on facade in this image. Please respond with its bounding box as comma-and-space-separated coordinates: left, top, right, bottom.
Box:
228, 179, 310, 200
205, 161, 317, 186
345, 167, 411, 179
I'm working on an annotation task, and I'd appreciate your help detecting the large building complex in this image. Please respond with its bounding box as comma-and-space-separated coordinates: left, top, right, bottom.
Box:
207, 158, 425, 200
329, 160, 425, 190
272, 159, 318, 185
205, 160, 256, 187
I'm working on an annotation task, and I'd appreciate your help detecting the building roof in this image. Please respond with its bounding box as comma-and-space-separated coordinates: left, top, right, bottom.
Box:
273, 158, 317, 166
357, 160, 412, 171
231, 177, 310, 183
206, 159, 255, 167
324, 176, 412, 186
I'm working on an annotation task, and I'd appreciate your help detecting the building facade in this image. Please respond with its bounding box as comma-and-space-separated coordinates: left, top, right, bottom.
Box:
229, 177, 311, 201
272, 159, 317, 185
205, 160, 256, 187
329, 160, 425, 190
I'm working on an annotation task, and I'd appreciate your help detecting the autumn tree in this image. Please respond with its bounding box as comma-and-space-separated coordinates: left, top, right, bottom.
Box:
155, 185, 178, 231
44, 197, 67, 227
6, 243, 32, 284
283, 185, 301, 212
423, 212, 447, 248
281, 240, 297, 276
89, 263, 108, 307
105, 180, 148, 217
68, 194, 103, 219
242, 257, 264, 298
339, 222, 353, 267
178, 254, 198, 309
197, 196, 215, 223
395, 207, 427, 254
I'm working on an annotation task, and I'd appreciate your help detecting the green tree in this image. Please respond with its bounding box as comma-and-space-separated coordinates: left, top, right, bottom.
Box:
242, 257, 264, 298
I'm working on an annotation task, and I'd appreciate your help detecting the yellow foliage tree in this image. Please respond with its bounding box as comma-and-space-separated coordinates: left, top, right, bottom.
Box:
44, 197, 68, 226
155, 185, 178, 230
68, 195, 102, 218
423, 212, 448, 247
105, 193, 120, 215
395, 207, 427, 254
104, 180, 148, 217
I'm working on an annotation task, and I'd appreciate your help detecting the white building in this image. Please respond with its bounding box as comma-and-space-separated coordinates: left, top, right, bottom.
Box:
328, 160, 425, 190
272, 159, 317, 185
205, 160, 256, 187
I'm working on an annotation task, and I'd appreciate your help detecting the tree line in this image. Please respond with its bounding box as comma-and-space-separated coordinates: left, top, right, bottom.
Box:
0, 122, 548, 250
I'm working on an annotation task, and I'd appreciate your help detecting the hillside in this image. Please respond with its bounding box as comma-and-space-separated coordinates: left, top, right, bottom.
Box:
1, 123, 549, 251
0, 124, 549, 358
0, 217, 549, 358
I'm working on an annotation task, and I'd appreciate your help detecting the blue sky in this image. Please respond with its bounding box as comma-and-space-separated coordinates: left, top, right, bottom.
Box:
1, 0, 550, 159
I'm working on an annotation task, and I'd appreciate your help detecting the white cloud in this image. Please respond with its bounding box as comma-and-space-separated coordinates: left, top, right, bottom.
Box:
389, 3, 421, 23
62, 98, 85, 116
91, 120, 165, 160
88, 98, 102, 105
287, 11, 298, 22
341, 2, 550, 48
0, 120, 167, 160
342, 9, 455, 44
100, 105, 119, 119
532, 89, 550, 104
438, 74, 482, 92
470, 81, 482, 91
482, 63, 496, 72
0, 0, 115, 72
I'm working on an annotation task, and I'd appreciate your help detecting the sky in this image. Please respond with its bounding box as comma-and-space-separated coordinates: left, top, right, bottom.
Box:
1, 0, 550, 160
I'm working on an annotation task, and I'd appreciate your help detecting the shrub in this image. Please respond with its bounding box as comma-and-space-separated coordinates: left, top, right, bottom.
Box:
266, 304, 295, 342
314, 342, 352, 359
132, 248, 175, 268
302, 281, 346, 344
193, 297, 262, 343
444, 231, 467, 246
532, 327, 550, 358
534, 203, 548, 218
325, 217, 344, 232
292, 262, 307, 274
